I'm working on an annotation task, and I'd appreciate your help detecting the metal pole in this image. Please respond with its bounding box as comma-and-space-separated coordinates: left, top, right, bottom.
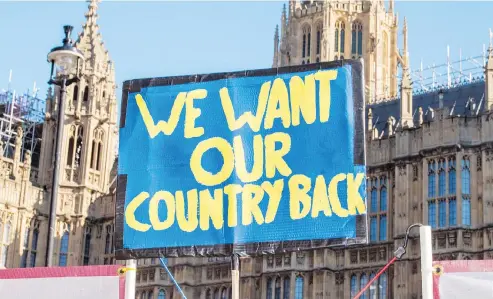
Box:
231, 254, 240, 299
124, 259, 136, 299
45, 78, 67, 267
420, 225, 433, 299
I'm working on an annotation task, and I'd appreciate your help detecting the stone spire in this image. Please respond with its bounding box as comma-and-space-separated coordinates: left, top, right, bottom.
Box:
400, 17, 413, 128
485, 28, 493, 111
272, 25, 280, 68
402, 17, 409, 68
389, 0, 394, 13
76, 0, 110, 70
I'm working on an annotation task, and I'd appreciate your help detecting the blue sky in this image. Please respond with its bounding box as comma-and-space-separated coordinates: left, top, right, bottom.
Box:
1, 1, 492, 105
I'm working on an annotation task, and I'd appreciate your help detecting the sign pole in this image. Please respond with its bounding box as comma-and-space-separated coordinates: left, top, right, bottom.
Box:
124, 259, 136, 299
420, 226, 433, 299
231, 254, 240, 299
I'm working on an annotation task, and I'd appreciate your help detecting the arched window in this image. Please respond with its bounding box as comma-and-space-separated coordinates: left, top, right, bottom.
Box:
30, 229, 38, 267
302, 25, 311, 59
66, 125, 84, 172
221, 288, 227, 299
380, 186, 387, 211
20, 226, 30, 268
378, 273, 387, 298
449, 157, 456, 194
335, 20, 345, 57
90, 127, 104, 171
351, 21, 363, 57
83, 228, 91, 265
205, 289, 211, 299
158, 290, 166, 299
461, 157, 471, 226
267, 277, 273, 299
360, 274, 368, 299
147, 291, 153, 299
283, 276, 290, 299
67, 137, 74, 167
316, 24, 322, 55
428, 160, 436, 198
369, 273, 377, 298
350, 275, 357, 297
213, 288, 219, 299
275, 277, 281, 299
228, 288, 232, 299
294, 275, 303, 299
438, 159, 446, 196
370, 188, 377, 213
59, 229, 69, 266
83, 86, 89, 102
140, 292, 146, 299
73, 85, 79, 103
105, 225, 112, 254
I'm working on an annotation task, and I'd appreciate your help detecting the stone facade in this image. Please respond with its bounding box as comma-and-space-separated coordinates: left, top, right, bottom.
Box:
1, 1, 493, 299
0, 0, 118, 270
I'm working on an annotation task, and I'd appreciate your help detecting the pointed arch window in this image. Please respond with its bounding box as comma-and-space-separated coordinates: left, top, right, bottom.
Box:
221, 288, 227, 299
294, 275, 303, 299
73, 85, 79, 103
267, 277, 273, 299
448, 157, 456, 194
461, 157, 471, 226
378, 273, 387, 298
30, 228, 38, 267
67, 124, 84, 172
147, 291, 153, 299
59, 228, 69, 266
158, 290, 166, 299
283, 276, 290, 299
90, 127, 104, 171
206, 289, 211, 299
83, 227, 91, 265
20, 226, 30, 268
369, 273, 377, 298
350, 274, 357, 297
438, 159, 446, 196
83, 86, 89, 102
351, 21, 363, 57
213, 288, 219, 299
316, 23, 322, 56
360, 274, 368, 299
301, 25, 311, 61
105, 225, 112, 254
275, 277, 281, 299
335, 20, 345, 58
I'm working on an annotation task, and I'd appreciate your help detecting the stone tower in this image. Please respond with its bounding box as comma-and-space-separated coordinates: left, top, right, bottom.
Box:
37, 0, 118, 266
273, 0, 405, 103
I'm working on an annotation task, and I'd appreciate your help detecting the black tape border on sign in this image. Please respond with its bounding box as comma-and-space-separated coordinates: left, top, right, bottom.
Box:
115, 60, 368, 259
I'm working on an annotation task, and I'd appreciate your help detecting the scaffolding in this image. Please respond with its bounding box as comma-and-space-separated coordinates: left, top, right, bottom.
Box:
0, 70, 45, 168
371, 45, 488, 102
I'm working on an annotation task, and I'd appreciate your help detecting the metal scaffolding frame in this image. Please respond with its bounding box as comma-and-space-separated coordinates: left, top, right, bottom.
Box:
0, 70, 45, 167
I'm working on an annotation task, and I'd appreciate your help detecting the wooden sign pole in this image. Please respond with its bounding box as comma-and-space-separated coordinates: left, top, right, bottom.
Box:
231, 254, 240, 299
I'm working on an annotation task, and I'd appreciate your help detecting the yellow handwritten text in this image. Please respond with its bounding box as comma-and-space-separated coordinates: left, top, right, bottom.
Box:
189, 132, 292, 186
124, 172, 366, 233
135, 70, 338, 139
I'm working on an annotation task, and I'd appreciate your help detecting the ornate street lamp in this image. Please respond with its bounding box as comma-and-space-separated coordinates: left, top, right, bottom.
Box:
45, 25, 84, 267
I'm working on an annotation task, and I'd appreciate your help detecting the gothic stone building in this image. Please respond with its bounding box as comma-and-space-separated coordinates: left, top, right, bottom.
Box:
0, 1, 492, 299
0, 0, 118, 271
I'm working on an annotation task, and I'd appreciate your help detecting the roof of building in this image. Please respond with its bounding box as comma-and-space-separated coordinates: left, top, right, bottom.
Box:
366, 79, 486, 135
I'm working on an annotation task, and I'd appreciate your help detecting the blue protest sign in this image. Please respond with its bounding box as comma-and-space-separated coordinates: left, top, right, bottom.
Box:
115, 61, 367, 258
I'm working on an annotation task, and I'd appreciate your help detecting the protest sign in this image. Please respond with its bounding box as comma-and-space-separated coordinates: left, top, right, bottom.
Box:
115, 60, 367, 258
